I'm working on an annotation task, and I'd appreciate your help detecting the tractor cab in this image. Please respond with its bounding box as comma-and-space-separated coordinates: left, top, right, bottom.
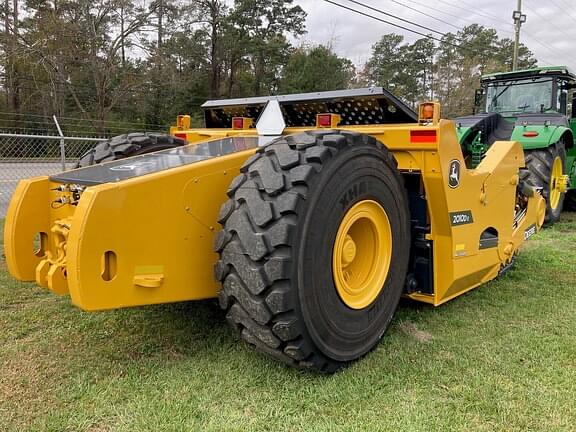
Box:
455, 66, 576, 225
480, 66, 576, 117
456, 66, 576, 170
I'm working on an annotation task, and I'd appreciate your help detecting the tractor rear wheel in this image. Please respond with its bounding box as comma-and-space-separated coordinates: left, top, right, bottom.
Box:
521, 144, 567, 226
215, 131, 410, 372
75, 132, 187, 168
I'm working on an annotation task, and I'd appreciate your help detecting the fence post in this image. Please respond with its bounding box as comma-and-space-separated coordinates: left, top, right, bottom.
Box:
53, 115, 66, 171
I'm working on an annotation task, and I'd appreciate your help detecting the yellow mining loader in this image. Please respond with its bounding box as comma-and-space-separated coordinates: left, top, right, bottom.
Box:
4, 88, 546, 372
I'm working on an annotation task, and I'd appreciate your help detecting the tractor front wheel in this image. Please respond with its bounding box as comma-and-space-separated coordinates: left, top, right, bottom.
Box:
215, 131, 410, 372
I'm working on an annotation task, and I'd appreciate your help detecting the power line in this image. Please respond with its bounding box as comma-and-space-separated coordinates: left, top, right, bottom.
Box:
323, 0, 457, 46
344, 0, 501, 49
0, 118, 144, 131
555, 0, 576, 20
0, 124, 164, 134
343, 0, 447, 37
0, 123, 164, 134
520, 1, 576, 67
327, 0, 576, 71
435, 0, 513, 27
5, 74, 208, 95
386, 0, 552, 57
0, 110, 168, 128
398, 0, 480, 29
409, 0, 510, 41
519, 36, 571, 67
524, 0, 574, 40
549, 0, 576, 25
384, 0, 462, 31
443, 0, 516, 26
385, 0, 575, 68
328, 0, 531, 58
382, 0, 564, 67
412, 0, 515, 37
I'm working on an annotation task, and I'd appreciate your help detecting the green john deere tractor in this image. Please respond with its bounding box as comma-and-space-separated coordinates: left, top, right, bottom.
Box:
455, 66, 576, 224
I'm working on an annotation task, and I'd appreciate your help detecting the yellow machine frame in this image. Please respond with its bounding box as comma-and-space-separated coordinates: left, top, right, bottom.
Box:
4, 104, 545, 311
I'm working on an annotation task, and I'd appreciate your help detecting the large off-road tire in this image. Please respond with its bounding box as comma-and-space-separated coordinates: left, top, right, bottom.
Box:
521, 143, 567, 226
75, 132, 187, 168
214, 131, 411, 372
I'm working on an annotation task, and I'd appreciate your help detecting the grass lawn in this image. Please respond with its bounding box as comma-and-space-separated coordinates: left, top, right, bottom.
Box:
1, 214, 575, 431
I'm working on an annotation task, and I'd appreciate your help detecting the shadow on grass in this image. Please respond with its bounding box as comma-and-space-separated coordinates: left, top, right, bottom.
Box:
4, 212, 575, 382
54, 265, 522, 378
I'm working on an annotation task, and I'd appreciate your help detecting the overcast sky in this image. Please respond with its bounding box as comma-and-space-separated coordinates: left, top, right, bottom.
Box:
290, 0, 576, 70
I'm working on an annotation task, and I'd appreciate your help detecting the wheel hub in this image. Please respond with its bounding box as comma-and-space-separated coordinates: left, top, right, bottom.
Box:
341, 235, 357, 267
332, 200, 392, 310
549, 156, 566, 210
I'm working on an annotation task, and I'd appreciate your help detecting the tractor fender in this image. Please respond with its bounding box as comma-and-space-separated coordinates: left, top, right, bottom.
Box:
455, 126, 475, 144
549, 126, 573, 149
511, 125, 573, 150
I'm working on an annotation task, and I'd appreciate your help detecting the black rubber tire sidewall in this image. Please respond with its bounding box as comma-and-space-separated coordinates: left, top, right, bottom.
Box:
522, 144, 567, 225
297, 145, 410, 362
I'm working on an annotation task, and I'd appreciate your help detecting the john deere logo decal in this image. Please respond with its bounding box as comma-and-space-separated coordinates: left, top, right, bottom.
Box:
448, 159, 460, 189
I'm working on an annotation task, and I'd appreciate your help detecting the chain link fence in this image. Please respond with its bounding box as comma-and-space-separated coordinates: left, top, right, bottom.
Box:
0, 133, 107, 217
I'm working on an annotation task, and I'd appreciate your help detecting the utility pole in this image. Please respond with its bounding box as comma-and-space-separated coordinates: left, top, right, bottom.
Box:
512, 0, 526, 71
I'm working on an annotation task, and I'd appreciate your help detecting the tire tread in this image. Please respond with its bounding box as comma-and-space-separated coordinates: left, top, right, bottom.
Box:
520, 143, 566, 225
215, 130, 405, 372
75, 132, 186, 168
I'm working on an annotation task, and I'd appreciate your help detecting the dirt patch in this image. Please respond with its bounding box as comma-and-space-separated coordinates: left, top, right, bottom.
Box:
399, 321, 433, 343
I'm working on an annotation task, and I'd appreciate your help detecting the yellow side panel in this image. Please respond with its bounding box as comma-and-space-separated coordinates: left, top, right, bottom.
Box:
66, 148, 257, 311
5, 122, 544, 311
415, 121, 542, 305
4, 177, 51, 280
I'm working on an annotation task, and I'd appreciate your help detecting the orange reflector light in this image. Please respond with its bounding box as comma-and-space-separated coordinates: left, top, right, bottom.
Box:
418, 102, 440, 125
410, 130, 437, 143
176, 114, 191, 130
422, 104, 435, 119
174, 133, 187, 140
523, 131, 539, 137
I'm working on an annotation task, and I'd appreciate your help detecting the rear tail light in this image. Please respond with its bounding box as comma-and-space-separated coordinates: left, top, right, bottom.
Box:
316, 113, 341, 128
523, 131, 539, 137
232, 117, 253, 130
410, 130, 437, 143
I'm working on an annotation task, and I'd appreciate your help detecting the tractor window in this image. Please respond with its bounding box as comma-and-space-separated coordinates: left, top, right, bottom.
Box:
485, 77, 554, 115
558, 80, 574, 117
558, 86, 569, 116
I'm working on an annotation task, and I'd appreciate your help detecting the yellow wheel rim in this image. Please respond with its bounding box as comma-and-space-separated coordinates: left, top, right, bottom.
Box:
549, 156, 564, 210
332, 200, 392, 309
